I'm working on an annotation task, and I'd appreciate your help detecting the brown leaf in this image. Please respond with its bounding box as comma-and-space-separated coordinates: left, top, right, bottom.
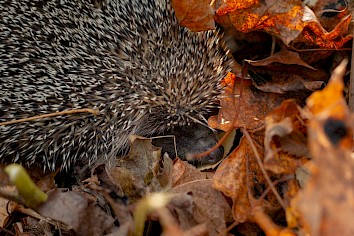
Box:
0, 186, 17, 228
169, 180, 232, 236
246, 49, 316, 70
171, 0, 215, 32
252, 73, 326, 94
292, 60, 354, 236
213, 133, 280, 223
173, 159, 208, 187
208, 72, 287, 131
37, 189, 115, 236
247, 56, 328, 94
309, 0, 350, 31
110, 135, 171, 203
264, 100, 309, 174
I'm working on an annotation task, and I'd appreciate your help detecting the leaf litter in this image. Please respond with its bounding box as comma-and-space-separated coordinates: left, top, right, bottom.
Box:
0, 0, 353, 235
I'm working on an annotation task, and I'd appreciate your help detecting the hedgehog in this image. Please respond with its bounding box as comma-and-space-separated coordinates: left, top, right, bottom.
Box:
0, 0, 230, 172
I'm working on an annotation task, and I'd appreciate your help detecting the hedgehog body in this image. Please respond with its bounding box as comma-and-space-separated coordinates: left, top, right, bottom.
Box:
0, 0, 229, 171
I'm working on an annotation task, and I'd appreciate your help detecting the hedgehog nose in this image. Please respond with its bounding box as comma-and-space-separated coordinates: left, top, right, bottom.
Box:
202, 145, 224, 164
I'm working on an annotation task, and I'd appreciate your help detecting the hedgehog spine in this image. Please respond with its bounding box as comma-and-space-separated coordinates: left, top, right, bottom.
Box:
0, 0, 229, 171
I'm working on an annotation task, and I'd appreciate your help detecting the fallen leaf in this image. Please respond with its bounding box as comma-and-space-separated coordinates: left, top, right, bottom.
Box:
216, 0, 305, 45
171, 0, 215, 31
264, 99, 309, 174
0, 186, 17, 228
173, 159, 208, 186
245, 49, 316, 70
296, 7, 352, 48
213, 132, 281, 223
250, 68, 327, 94
209, 72, 289, 131
292, 60, 354, 236
170, 180, 232, 236
110, 135, 171, 203
37, 189, 115, 236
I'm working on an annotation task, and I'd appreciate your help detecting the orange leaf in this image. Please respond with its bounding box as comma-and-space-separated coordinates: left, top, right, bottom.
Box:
297, 8, 352, 48
216, 0, 304, 45
292, 60, 354, 236
171, 0, 215, 32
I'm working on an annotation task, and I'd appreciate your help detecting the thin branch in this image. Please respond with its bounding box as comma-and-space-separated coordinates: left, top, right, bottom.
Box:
241, 128, 286, 209
0, 108, 99, 126
349, 26, 354, 113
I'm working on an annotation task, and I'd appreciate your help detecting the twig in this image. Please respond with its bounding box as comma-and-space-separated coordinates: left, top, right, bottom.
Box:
187, 129, 233, 160
349, 26, 354, 113
259, 175, 294, 201
291, 47, 352, 52
270, 36, 276, 56
217, 221, 238, 236
241, 128, 286, 209
0, 108, 99, 126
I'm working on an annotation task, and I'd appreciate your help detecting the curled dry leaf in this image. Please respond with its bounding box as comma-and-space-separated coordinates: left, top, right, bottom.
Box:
216, 0, 352, 48
170, 159, 232, 236
295, 7, 352, 48
245, 49, 316, 70
292, 60, 354, 236
264, 99, 309, 174
170, 180, 232, 236
216, 0, 305, 45
111, 135, 173, 203
172, 158, 208, 186
308, 0, 350, 31
246, 49, 328, 94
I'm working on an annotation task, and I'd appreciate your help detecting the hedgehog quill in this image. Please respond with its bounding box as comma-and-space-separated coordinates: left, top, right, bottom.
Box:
0, 0, 230, 171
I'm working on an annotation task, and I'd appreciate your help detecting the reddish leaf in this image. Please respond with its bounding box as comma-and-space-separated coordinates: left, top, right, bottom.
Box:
208, 73, 288, 131
171, 0, 215, 32
296, 8, 352, 48
216, 0, 305, 45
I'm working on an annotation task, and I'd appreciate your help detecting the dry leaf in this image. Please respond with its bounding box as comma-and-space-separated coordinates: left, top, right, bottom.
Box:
37, 189, 115, 236
208, 72, 288, 131
171, 0, 215, 31
296, 7, 352, 48
111, 135, 171, 202
216, 0, 305, 45
213, 133, 280, 223
264, 99, 309, 174
173, 159, 208, 186
170, 180, 232, 236
292, 60, 354, 236
245, 49, 316, 70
